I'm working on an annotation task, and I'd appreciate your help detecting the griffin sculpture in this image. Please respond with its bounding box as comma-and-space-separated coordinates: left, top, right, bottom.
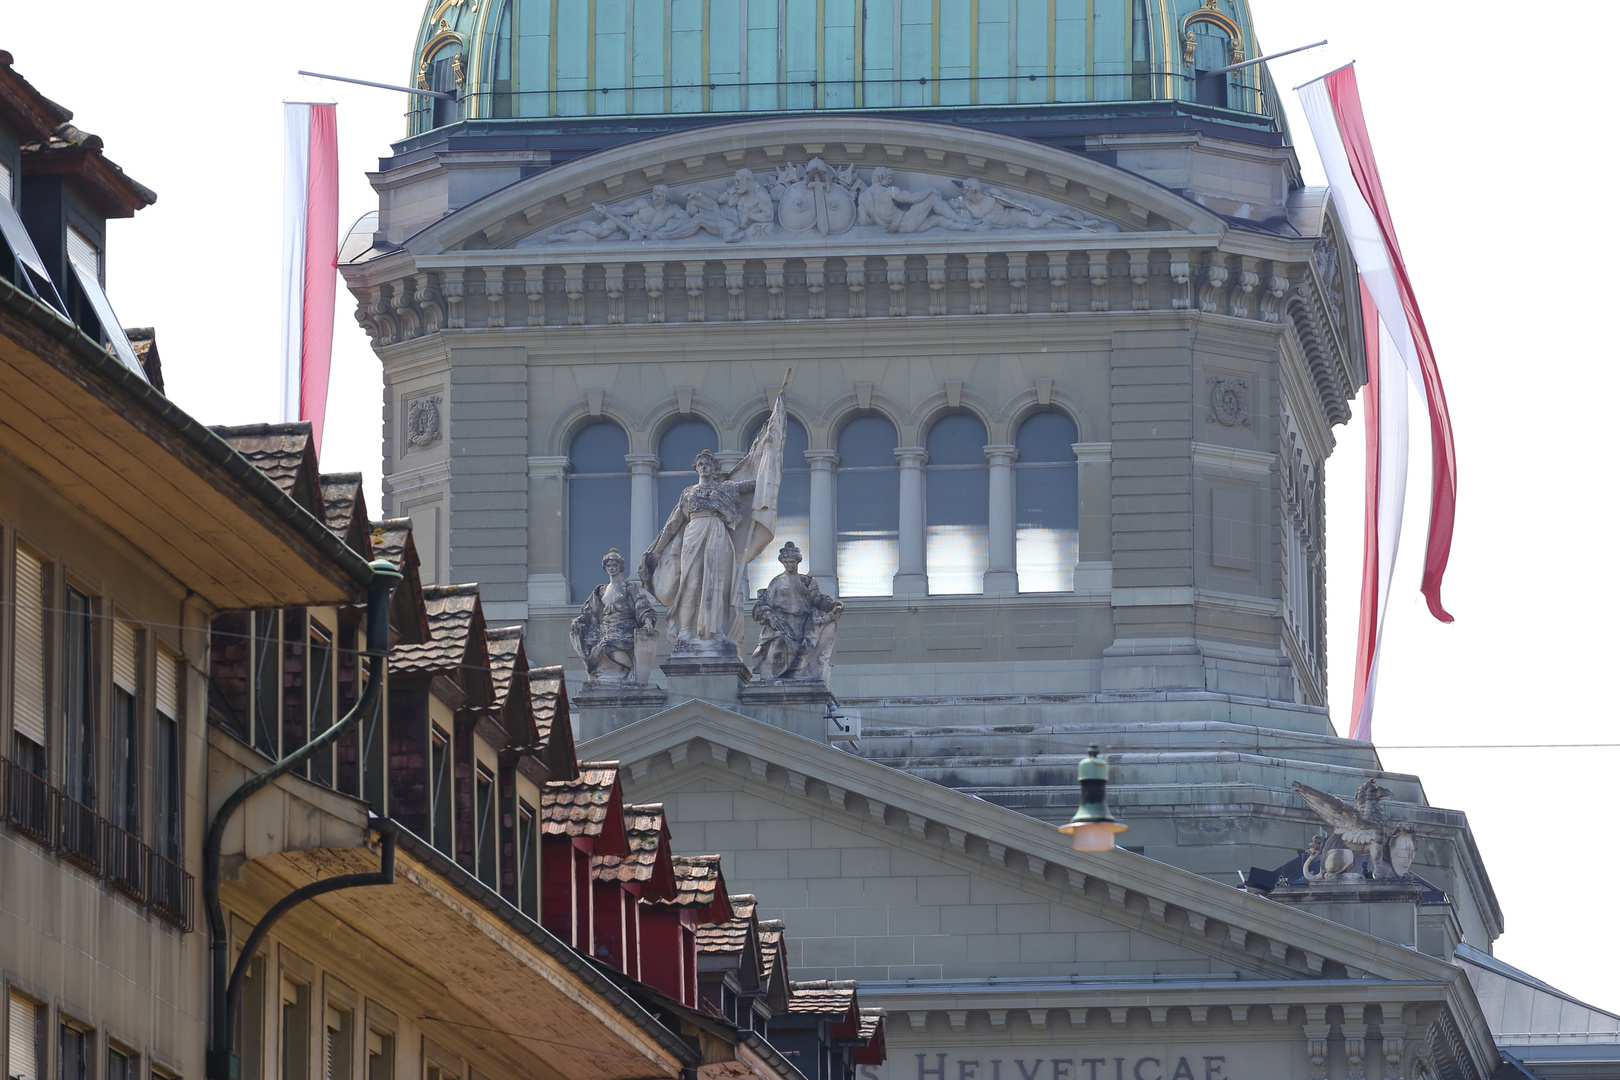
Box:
1292, 778, 1418, 881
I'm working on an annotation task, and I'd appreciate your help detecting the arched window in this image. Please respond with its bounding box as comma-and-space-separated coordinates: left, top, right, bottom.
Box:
657, 419, 719, 521
836, 416, 899, 597
925, 413, 989, 595
1188, 21, 1233, 108
567, 422, 630, 603
1015, 412, 1080, 593
426, 44, 462, 128
746, 415, 810, 593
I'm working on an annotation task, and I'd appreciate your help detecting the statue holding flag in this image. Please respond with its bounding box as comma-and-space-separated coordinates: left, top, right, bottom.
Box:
640, 390, 787, 659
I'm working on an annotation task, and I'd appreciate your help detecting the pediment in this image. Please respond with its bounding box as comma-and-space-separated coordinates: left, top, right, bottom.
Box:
408, 116, 1229, 259
578, 701, 1473, 991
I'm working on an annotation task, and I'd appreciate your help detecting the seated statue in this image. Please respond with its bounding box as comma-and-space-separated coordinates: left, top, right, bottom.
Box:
570, 549, 658, 684
749, 542, 843, 684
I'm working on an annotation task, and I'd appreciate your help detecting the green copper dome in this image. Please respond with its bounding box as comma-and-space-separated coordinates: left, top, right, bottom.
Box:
408, 0, 1280, 136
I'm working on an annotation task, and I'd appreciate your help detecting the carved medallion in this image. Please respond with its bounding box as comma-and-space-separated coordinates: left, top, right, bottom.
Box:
1206, 376, 1250, 428
407, 395, 443, 447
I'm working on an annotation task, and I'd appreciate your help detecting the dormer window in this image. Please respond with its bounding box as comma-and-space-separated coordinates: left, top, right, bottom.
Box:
66, 224, 100, 282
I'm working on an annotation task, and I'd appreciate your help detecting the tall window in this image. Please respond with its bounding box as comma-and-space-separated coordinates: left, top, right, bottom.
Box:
110, 620, 140, 836
9, 992, 42, 1080
59, 1023, 88, 1080
325, 1005, 353, 1080
745, 415, 810, 591
567, 423, 630, 603
656, 419, 719, 521
281, 979, 310, 1080
1015, 412, 1080, 593
306, 623, 335, 787
429, 726, 453, 857
1189, 21, 1233, 107
240, 957, 266, 1080
153, 651, 182, 861
474, 763, 497, 888
517, 799, 538, 920
251, 611, 280, 758
63, 586, 98, 807
925, 414, 990, 595
426, 46, 460, 129
835, 416, 899, 597
107, 1048, 133, 1080
365, 1030, 393, 1080
12, 547, 49, 775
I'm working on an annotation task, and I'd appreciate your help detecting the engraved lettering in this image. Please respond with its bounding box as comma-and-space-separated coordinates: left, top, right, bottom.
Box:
1017, 1061, 1044, 1080
992, 1062, 1002, 1080
961, 1063, 980, 1080
862, 1069, 881, 1080
1134, 1060, 1161, 1080
1083, 1061, 1106, 1080
1115, 1060, 1125, 1080
1203, 1060, 1225, 1080
1053, 1062, 1073, 1080
1171, 1061, 1194, 1080
920, 1055, 947, 1080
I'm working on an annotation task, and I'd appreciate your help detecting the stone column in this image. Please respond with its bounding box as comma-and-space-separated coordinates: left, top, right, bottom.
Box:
983, 445, 1019, 595
527, 455, 572, 608
805, 450, 840, 597
1073, 441, 1112, 591
893, 446, 928, 596
625, 454, 661, 561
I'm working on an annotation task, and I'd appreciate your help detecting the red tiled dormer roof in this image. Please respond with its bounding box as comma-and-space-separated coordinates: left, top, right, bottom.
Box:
648, 856, 732, 923
541, 762, 628, 855
788, 979, 859, 1023
368, 519, 429, 645
696, 894, 758, 956
391, 585, 493, 702
530, 665, 577, 779
592, 803, 676, 897
759, 919, 786, 983
212, 422, 322, 519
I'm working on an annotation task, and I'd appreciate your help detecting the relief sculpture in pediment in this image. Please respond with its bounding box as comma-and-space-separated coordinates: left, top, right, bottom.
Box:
533, 156, 1118, 247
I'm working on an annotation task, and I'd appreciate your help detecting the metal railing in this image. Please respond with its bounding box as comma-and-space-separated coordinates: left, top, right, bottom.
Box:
57, 793, 102, 873
0, 756, 191, 931
105, 822, 148, 903
6, 758, 55, 842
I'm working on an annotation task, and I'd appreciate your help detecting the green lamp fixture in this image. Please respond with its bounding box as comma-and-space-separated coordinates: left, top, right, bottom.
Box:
1058, 745, 1128, 852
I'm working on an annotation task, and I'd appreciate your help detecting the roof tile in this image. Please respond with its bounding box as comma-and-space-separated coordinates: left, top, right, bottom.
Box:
697, 894, 759, 955
787, 980, 859, 1016
391, 584, 481, 675
212, 422, 321, 516
593, 803, 667, 883
541, 762, 621, 837
318, 473, 371, 558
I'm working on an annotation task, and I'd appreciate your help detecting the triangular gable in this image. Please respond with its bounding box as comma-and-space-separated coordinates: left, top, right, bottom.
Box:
213, 421, 324, 519
318, 472, 372, 559
531, 665, 579, 780
580, 701, 1481, 991
369, 518, 430, 645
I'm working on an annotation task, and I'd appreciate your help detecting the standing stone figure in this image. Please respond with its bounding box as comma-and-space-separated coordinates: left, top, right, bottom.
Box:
749, 542, 843, 684
640, 396, 787, 657
570, 549, 658, 684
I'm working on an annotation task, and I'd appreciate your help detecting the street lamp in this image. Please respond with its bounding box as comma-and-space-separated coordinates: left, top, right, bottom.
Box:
1057, 745, 1128, 852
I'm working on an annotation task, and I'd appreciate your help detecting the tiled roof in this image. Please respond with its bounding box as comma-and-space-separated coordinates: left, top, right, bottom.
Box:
530, 664, 577, 779
318, 473, 371, 558
541, 762, 621, 838
391, 584, 481, 675
212, 422, 322, 517
696, 894, 759, 955
593, 803, 667, 884
368, 519, 429, 645
787, 980, 858, 1016
485, 626, 528, 714
859, 1008, 886, 1040
655, 855, 724, 908
20, 120, 156, 213
759, 919, 786, 985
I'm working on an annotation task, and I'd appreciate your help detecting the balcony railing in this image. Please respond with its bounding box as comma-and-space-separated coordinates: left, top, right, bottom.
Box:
148, 849, 194, 932
5, 759, 54, 842
0, 756, 191, 931
57, 793, 102, 873
105, 823, 148, 903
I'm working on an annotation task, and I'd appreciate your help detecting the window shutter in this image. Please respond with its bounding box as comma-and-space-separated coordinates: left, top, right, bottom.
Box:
13, 549, 48, 747
0, 159, 12, 203
112, 620, 138, 695
8, 992, 37, 1080
155, 650, 179, 719
66, 226, 101, 280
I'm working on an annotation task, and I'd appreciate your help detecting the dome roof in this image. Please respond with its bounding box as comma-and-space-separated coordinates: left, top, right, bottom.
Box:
407, 0, 1280, 137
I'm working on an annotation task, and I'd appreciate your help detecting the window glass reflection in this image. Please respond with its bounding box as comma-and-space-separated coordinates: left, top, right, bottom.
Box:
745, 416, 810, 592
657, 419, 718, 520
568, 422, 630, 602
1015, 411, 1080, 592
835, 415, 899, 596
926, 413, 989, 594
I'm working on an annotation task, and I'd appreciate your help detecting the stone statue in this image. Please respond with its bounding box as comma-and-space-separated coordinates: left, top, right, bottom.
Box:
640, 397, 787, 657
749, 542, 843, 684
1292, 778, 1419, 881
570, 549, 658, 685
951, 177, 1107, 232
776, 157, 857, 236
858, 166, 973, 233
656, 168, 776, 243
542, 185, 689, 243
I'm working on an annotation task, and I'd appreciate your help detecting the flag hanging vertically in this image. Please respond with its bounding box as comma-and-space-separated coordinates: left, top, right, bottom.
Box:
1297, 65, 1457, 742
280, 102, 339, 454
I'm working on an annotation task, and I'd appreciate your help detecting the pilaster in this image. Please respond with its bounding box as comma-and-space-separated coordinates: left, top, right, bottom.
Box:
805, 450, 840, 597
983, 445, 1018, 595
626, 454, 661, 561
526, 455, 570, 608
893, 447, 928, 597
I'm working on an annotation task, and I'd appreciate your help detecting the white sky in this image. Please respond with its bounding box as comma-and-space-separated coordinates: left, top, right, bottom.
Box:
11, 0, 1617, 1010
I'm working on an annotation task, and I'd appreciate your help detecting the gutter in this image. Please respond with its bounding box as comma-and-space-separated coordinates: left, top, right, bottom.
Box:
0, 278, 376, 595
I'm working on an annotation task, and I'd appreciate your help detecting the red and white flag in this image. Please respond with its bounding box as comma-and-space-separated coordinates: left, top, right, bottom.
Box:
1298, 66, 1457, 743
280, 102, 339, 454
